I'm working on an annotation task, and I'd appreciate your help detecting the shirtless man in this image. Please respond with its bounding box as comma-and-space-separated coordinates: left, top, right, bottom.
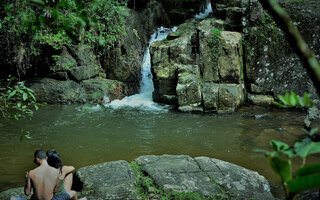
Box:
24, 149, 74, 200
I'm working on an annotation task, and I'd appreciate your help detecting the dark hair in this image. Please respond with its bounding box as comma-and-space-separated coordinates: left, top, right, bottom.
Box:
34, 149, 47, 160
47, 150, 63, 174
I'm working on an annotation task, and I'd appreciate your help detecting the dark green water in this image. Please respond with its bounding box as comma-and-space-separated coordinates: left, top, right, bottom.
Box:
0, 104, 315, 192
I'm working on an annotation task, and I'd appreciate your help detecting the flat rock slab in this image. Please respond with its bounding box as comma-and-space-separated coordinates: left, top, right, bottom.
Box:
76, 160, 137, 200
136, 155, 275, 200
135, 155, 221, 197
194, 156, 275, 200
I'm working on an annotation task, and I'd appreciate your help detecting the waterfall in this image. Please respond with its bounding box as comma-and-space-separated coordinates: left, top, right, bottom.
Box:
107, 27, 177, 110
195, 0, 213, 19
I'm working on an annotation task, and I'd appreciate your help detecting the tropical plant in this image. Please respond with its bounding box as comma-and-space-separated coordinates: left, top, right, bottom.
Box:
255, 128, 320, 200
0, 0, 126, 78
0, 75, 39, 120
273, 91, 314, 108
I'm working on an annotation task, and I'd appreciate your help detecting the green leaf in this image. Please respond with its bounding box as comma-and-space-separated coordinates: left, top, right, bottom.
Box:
290, 92, 297, 106
294, 141, 320, 158
8, 90, 17, 99
297, 164, 320, 176
303, 92, 313, 107
17, 102, 22, 108
270, 140, 290, 152
272, 101, 287, 108
34, 104, 39, 110
285, 93, 290, 104
298, 97, 305, 107
24, 134, 32, 139
23, 92, 28, 101
253, 149, 273, 156
270, 156, 292, 182
29, 93, 36, 101
278, 95, 288, 106
309, 142, 320, 154
287, 174, 320, 194
14, 115, 19, 120
26, 88, 34, 92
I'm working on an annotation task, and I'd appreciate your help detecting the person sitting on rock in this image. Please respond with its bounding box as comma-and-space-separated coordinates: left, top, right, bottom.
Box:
47, 150, 86, 200
24, 149, 75, 200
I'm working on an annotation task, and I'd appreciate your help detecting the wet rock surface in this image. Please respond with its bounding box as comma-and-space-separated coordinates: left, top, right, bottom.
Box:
135, 155, 274, 200
151, 18, 245, 114
25, 77, 127, 103
76, 160, 138, 200
242, 0, 320, 100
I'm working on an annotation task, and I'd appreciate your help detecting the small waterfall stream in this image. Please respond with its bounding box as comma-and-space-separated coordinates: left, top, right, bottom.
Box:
195, 0, 213, 19
108, 0, 212, 110
108, 27, 176, 110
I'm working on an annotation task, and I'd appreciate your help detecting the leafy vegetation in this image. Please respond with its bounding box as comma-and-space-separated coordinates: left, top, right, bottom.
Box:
273, 91, 314, 108
255, 128, 320, 200
0, 0, 126, 78
0, 76, 39, 120
208, 28, 222, 69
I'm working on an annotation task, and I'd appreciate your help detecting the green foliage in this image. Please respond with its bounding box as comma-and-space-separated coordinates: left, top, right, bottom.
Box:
208, 28, 222, 69
273, 91, 313, 108
0, 76, 39, 120
255, 128, 320, 200
1, 0, 126, 60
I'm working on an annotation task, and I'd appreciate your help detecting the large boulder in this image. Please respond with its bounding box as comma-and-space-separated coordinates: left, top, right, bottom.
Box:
242, 0, 320, 101
218, 83, 245, 114
25, 77, 127, 103
194, 156, 275, 200
219, 31, 243, 84
151, 26, 194, 104
135, 155, 275, 200
176, 65, 203, 112
151, 18, 244, 113
212, 0, 243, 31
135, 155, 221, 197
75, 160, 138, 200
198, 19, 223, 83
304, 100, 320, 129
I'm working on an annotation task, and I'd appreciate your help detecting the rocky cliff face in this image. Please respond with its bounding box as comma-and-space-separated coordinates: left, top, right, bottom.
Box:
241, 0, 320, 100
19, 1, 170, 103
151, 18, 245, 113
151, 0, 319, 114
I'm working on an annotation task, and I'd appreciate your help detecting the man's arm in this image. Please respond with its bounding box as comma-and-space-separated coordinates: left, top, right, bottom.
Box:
24, 171, 31, 196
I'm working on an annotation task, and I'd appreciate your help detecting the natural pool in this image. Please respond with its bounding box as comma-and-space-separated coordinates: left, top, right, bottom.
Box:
0, 104, 316, 196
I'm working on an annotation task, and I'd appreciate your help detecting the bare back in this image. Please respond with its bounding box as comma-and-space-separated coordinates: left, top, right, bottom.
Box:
29, 165, 60, 200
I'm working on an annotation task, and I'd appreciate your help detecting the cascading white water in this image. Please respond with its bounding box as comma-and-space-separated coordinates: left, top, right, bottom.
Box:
107, 27, 177, 110
195, 0, 213, 19
108, 1, 211, 110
